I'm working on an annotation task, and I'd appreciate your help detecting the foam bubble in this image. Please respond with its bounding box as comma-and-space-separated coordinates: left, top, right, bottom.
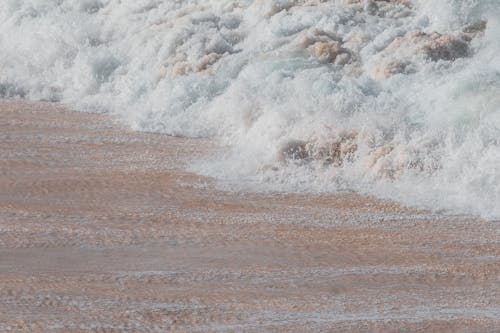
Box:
1, 0, 499, 218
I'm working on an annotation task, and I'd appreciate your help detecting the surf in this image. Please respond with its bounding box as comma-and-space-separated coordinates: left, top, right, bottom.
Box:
1, 0, 499, 217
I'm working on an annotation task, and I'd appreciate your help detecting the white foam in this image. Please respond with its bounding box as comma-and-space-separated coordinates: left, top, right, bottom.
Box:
1, 0, 499, 218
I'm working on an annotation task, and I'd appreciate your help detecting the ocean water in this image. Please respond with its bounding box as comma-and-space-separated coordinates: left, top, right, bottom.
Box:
1, 0, 499, 218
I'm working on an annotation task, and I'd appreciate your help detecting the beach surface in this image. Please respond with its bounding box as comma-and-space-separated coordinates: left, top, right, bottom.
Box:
1, 100, 499, 332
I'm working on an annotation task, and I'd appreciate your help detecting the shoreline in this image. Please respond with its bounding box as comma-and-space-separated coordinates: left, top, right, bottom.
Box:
1, 100, 499, 332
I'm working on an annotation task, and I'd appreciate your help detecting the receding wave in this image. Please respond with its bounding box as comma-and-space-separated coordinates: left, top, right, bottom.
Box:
1, 0, 499, 217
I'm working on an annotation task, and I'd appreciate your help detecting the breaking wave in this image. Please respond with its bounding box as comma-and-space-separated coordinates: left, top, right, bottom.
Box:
1, 0, 500, 218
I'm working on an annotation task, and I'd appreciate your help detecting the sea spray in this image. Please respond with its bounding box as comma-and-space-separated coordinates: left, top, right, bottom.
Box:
1, 0, 499, 217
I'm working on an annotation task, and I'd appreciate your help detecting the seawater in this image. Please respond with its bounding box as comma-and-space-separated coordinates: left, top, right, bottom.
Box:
1, 0, 499, 218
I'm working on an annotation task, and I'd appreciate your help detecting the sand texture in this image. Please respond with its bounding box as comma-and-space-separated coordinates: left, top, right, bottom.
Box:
0, 100, 499, 332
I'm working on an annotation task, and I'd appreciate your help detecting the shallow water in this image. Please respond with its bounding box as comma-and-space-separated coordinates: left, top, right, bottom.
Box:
1, 100, 499, 332
1, 0, 499, 217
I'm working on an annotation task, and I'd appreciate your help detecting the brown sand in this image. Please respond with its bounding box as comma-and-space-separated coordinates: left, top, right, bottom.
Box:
0, 100, 499, 332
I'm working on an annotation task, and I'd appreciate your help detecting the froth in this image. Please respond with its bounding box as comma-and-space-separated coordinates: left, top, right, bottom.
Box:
1, 0, 499, 218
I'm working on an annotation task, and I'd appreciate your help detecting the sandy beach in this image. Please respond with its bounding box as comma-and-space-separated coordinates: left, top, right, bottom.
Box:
0, 100, 499, 332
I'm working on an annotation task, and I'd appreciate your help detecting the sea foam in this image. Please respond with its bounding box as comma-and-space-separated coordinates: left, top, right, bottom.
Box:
1, 0, 499, 218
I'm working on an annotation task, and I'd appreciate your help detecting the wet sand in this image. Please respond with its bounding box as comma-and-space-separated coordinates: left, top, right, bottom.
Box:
0, 100, 499, 332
